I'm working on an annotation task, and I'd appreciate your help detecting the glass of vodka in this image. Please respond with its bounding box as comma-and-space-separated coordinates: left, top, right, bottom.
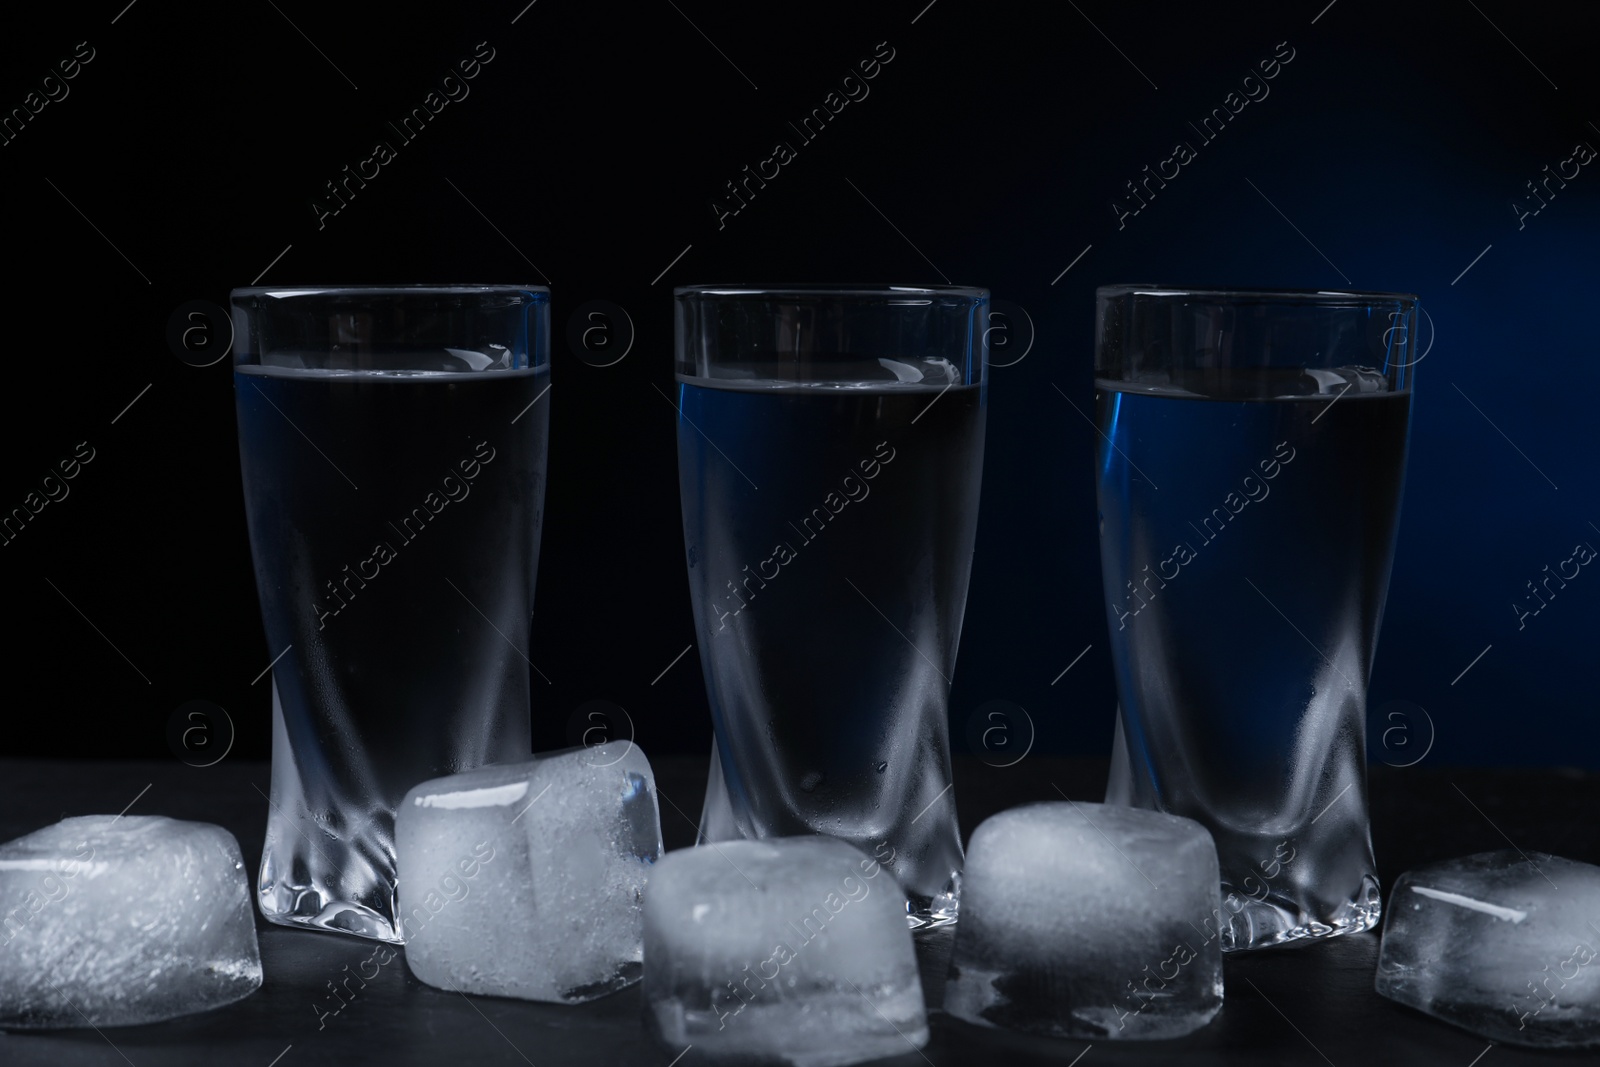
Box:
675, 284, 989, 927
232, 286, 551, 942
1095, 284, 1418, 950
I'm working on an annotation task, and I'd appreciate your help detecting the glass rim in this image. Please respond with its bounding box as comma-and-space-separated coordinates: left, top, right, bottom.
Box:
674, 283, 988, 300
1097, 283, 1417, 305
230, 284, 549, 300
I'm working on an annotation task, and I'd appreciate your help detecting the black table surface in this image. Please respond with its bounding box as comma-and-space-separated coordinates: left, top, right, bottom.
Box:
3, 754, 1597, 1067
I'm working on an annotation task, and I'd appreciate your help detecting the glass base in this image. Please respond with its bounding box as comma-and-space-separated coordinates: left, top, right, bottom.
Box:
257, 885, 403, 943
698, 738, 962, 930
1108, 711, 1382, 953
257, 680, 404, 943
907, 874, 961, 930
1220, 874, 1382, 952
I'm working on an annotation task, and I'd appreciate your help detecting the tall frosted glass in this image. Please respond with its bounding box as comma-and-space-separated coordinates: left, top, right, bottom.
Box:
1096, 285, 1417, 951
676, 284, 988, 927
232, 285, 550, 942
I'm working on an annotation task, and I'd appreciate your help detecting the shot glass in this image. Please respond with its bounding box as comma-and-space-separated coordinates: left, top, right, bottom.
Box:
675, 284, 989, 927
233, 285, 550, 941
1095, 284, 1418, 950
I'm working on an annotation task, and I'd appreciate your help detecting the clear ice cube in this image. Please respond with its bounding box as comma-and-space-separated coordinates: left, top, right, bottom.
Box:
395, 741, 662, 1003
943, 801, 1224, 1039
0, 815, 262, 1028
643, 836, 927, 1067
1376, 850, 1600, 1048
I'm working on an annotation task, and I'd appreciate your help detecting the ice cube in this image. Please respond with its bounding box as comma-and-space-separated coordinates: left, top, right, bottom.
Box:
643, 836, 927, 1067
0, 815, 262, 1028
395, 741, 662, 1003
943, 801, 1224, 1040
1376, 850, 1600, 1048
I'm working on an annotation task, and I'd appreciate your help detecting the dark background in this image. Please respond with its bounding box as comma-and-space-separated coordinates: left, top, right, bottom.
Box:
1, 0, 1595, 767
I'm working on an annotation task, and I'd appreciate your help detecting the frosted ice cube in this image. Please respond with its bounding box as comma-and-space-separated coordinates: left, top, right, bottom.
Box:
943, 801, 1223, 1040
395, 741, 662, 1003
643, 836, 927, 1067
0, 815, 262, 1028
1376, 850, 1600, 1048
